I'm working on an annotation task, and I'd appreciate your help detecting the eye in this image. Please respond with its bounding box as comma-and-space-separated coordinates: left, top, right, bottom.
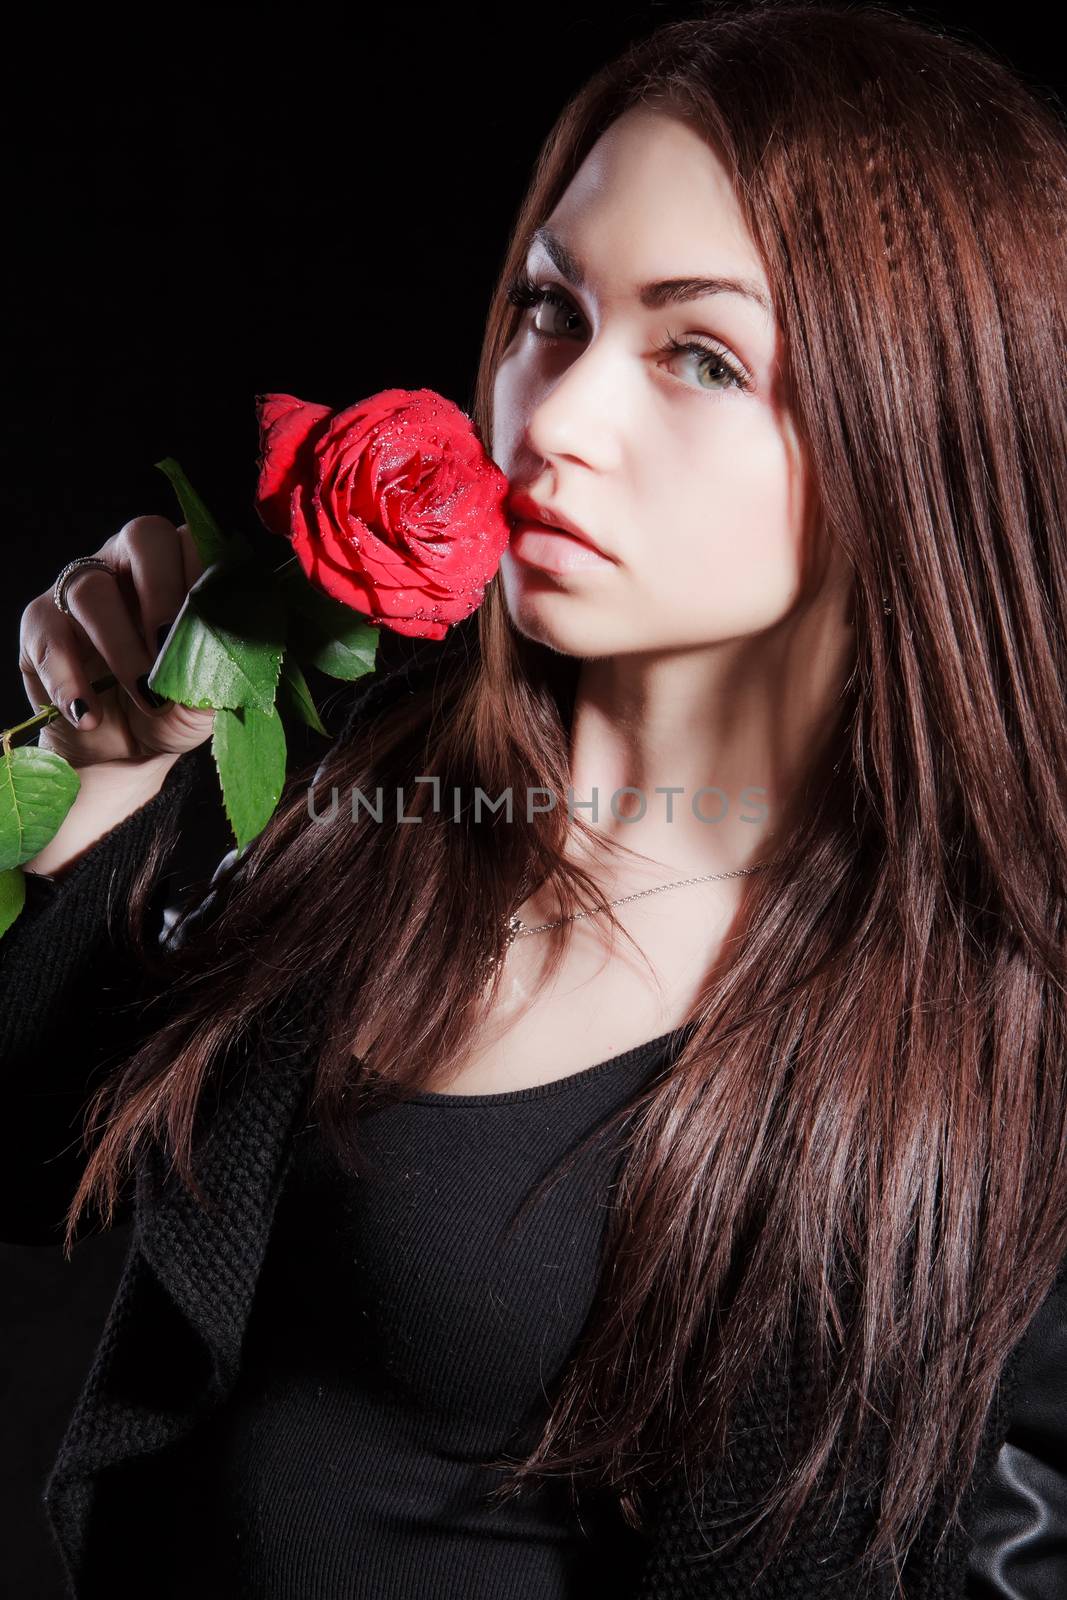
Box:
505, 273, 582, 338
503, 271, 752, 396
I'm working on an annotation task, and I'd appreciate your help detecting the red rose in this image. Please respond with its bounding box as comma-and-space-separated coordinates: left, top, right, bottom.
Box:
253, 388, 512, 641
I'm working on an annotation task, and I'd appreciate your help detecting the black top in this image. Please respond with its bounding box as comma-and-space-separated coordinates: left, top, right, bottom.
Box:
2, 665, 1061, 1599
140, 1025, 693, 1599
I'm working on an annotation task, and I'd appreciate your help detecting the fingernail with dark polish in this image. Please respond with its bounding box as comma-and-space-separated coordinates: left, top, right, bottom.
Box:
71, 698, 89, 723
156, 621, 175, 653
137, 673, 167, 710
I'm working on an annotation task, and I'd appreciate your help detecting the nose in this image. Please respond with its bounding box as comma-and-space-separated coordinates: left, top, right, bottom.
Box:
519, 337, 625, 473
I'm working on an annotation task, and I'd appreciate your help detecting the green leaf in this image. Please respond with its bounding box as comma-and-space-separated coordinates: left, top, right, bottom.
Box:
148, 559, 286, 714
0, 865, 27, 937
277, 656, 329, 736
155, 457, 253, 569
276, 566, 380, 681
0, 746, 82, 872
212, 702, 288, 850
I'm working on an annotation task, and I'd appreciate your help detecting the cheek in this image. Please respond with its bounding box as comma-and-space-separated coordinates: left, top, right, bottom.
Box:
642, 409, 807, 626
489, 358, 525, 474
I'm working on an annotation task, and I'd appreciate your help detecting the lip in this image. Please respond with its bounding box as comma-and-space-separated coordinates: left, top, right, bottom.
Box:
509, 520, 616, 575
506, 491, 614, 561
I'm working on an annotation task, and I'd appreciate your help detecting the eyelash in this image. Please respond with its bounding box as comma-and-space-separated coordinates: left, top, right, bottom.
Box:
503, 270, 752, 395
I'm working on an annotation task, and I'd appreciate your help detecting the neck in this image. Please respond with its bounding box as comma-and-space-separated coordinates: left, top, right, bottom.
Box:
565, 593, 855, 886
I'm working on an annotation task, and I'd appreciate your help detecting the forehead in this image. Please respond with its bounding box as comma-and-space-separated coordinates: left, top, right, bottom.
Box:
534, 108, 769, 306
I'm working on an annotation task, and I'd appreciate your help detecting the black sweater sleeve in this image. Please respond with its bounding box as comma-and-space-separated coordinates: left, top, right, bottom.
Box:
0, 747, 221, 1247
0, 645, 447, 1249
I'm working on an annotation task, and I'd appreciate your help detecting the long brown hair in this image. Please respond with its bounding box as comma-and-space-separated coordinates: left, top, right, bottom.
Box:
63, 2, 1067, 1587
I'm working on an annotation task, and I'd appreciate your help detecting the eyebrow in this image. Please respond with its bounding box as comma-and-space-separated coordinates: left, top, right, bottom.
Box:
530, 224, 773, 318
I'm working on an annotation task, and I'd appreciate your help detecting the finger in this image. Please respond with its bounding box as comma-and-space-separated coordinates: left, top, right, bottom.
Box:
175, 521, 207, 590
58, 565, 168, 717
120, 516, 197, 659
19, 661, 57, 723
19, 607, 106, 730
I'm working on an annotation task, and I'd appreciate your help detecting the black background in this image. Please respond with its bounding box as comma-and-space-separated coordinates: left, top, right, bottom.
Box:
2, 6, 1061, 1593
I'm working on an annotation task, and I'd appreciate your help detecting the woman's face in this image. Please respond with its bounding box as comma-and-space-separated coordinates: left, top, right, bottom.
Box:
492, 106, 850, 658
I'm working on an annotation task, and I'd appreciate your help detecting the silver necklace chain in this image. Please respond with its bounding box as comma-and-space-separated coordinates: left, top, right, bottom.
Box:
503, 860, 774, 950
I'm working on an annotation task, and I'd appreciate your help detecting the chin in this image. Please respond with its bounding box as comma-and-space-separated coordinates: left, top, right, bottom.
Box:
498, 557, 637, 658
504, 605, 627, 662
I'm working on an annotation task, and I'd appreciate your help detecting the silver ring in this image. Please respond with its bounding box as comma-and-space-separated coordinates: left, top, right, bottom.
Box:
52, 557, 116, 617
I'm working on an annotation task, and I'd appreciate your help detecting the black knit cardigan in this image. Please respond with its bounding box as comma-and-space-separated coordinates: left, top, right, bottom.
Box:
0, 654, 1061, 1599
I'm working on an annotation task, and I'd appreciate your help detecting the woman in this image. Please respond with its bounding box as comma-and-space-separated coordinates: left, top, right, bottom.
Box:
4, 4, 1066, 1596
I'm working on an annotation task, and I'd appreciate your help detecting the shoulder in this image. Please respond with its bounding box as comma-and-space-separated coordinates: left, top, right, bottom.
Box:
164, 632, 472, 954
330, 628, 471, 750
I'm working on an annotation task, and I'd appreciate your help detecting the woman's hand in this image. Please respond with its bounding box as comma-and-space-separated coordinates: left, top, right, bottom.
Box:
18, 515, 217, 770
